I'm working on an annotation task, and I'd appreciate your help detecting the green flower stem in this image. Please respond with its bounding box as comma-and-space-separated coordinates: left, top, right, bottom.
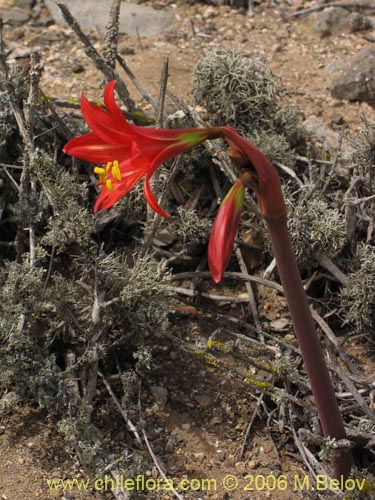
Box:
265, 215, 353, 479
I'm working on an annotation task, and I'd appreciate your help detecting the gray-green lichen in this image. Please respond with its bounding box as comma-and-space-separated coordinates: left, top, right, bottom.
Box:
340, 244, 375, 336
193, 48, 297, 137
175, 206, 211, 250
286, 191, 347, 266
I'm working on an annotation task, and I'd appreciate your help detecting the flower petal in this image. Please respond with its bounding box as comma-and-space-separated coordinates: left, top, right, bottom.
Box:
208, 179, 245, 283
143, 173, 170, 218
80, 92, 133, 145
103, 80, 128, 122
64, 132, 132, 163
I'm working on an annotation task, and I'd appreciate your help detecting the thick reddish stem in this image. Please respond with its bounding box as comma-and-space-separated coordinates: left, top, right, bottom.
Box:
265, 215, 353, 479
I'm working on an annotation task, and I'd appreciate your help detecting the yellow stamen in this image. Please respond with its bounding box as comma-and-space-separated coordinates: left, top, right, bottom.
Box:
106, 179, 113, 191
106, 161, 112, 173
111, 160, 121, 181
94, 166, 106, 183
94, 166, 105, 175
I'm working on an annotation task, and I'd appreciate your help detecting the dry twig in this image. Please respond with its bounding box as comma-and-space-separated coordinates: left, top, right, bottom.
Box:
56, 2, 137, 113
104, 0, 122, 69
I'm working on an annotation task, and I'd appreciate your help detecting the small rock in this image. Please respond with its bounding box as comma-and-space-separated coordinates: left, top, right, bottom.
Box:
300, 115, 354, 163
194, 394, 212, 407
315, 7, 350, 37
150, 385, 168, 405
120, 46, 135, 55
284, 333, 298, 347
0, 6, 31, 25
13, 0, 35, 7
349, 12, 373, 33
271, 43, 283, 53
152, 228, 176, 247
235, 461, 246, 473
270, 318, 289, 331
330, 112, 345, 126
248, 459, 260, 469
72, 64, 85, 74
44, 1, 176, 38
330, 44, 375, 105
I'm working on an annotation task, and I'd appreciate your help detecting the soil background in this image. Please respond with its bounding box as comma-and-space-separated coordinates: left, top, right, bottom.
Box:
0, 1, 375, 499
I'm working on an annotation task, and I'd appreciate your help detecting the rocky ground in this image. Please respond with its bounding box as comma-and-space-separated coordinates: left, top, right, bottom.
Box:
0, 1, 375, 499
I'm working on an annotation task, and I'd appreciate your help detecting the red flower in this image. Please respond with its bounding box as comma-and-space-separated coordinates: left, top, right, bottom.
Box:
64, 81, 221, 216
208, 177, 246, 283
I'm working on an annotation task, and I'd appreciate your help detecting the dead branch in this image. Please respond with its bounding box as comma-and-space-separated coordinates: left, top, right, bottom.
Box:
331, 360, 375, 424
314, 252, 348, 286
165, 332, 312, 410
98, 370, 144, 449
56, 2, 137, 113
239, 393, 264, 458
172, 270, 284, 292
146, 59, 169, 222
116, 54, 157, 111
104, 0, 121, 69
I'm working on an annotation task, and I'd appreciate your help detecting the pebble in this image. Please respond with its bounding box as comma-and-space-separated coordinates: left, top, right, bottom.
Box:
234, 461, 246, 473
150, 385, 168, 405
248, 459, 260, 469
194, 394, 212, 407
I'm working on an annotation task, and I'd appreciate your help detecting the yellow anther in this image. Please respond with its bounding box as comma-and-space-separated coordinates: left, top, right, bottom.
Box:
94, 166, 105, 175
105, 161, 112, 173
106, 179, 113, 191
94, 166, 106, 183
111, 160, 121, 181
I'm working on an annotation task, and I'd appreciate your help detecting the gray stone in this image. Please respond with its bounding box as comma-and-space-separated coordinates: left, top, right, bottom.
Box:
315, 7, 350, 37
44, 1, 176, 38
348, 12, 373, 33
301, 115, 353, 164
13, 0, 35, 8
0, 5, 31, 25
330, 45, 375, 105
150, 385, 168, 405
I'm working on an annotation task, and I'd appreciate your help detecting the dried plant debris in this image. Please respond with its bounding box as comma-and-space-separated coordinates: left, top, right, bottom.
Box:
340, 244, 375, 337
193, 48, 297, 137
285, 190, 347, 267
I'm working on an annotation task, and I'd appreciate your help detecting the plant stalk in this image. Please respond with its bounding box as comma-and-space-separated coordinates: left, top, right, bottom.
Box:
265, 215, 354, 479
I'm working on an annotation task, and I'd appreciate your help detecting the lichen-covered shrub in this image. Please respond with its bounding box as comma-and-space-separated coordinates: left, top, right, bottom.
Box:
285, 192, 347, 267
193, 49, 297, 137
352, 117, 375, 178
175, 207, 211, 251
340, 244, 375, 336
0, 68, 171, 471
251, 130, 296, 168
